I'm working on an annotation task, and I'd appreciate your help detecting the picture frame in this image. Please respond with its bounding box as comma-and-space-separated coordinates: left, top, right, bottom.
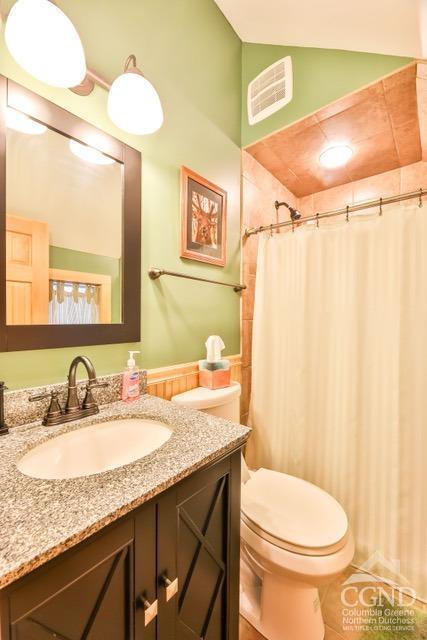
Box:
180, 166, 227, 266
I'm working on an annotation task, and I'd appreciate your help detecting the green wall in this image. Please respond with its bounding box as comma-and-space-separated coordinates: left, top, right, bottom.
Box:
0, 1, 414, 390
0, 0, 242, 389
242, 43, 412, 147
49, 246, 122, 324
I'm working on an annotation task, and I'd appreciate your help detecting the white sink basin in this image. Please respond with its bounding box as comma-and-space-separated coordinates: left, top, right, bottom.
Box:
17, 418, 172, 480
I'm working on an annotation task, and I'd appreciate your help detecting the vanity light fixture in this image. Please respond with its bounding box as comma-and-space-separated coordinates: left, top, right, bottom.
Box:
319, 145, 353, 169
4, 0, 86, 88
69, 139, 115, 166
107, 55, 163, 135
3, 3, 163, 135
6, 107, 47, 135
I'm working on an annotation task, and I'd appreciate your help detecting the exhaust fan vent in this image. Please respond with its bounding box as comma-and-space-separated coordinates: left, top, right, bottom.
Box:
247, 56, 293, 125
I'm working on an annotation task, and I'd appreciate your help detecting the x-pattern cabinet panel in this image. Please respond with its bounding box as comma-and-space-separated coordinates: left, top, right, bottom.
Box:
0, 450, 242, 640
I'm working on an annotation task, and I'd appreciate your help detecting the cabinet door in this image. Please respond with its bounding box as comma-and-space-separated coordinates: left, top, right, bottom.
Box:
8, 520, 134, 640
160, 452, 241, 640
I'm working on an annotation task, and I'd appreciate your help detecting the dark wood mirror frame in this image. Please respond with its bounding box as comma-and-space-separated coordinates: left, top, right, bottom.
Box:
0, 75, 141, 352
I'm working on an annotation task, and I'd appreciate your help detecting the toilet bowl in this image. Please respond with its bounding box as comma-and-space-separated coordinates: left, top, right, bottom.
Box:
171, 384, 354, 640
240, 468, 354, 640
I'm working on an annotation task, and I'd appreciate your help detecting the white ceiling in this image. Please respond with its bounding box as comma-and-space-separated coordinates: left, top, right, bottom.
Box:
215, 0, 425, 58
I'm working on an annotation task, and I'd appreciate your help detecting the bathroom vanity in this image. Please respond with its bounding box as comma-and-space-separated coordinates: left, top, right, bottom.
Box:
0, 63, 249, 640
0, 393, 250, 639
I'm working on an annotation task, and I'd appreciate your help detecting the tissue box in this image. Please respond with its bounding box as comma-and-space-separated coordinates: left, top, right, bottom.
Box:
199, 368, 231, 390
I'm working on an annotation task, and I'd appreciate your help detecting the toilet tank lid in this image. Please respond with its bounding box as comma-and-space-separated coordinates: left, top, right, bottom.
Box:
171, 382, 241, 410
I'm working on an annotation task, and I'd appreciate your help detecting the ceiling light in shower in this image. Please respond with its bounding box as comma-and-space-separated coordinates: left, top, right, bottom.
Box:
319, 145, 353, 169
69, 140, 115, 166
5, 0, 86, 88
108, 55, 163, 135
6, 107, 47, 135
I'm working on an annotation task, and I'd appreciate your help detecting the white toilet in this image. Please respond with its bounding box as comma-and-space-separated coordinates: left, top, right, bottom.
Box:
171, 383, 354, 640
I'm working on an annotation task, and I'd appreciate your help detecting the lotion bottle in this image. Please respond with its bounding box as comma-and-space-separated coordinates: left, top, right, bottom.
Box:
122, 350, 141, 402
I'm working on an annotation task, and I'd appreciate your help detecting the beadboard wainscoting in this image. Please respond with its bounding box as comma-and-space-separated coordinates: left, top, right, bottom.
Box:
147, 355, 242, 404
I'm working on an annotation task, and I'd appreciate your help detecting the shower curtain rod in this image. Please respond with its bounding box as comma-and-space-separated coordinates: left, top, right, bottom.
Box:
244, 188, 427, 237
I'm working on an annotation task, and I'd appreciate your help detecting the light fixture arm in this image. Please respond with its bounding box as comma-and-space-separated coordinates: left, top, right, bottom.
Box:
124, 54, 137, 71
71, 54, 144, 96
124, 54, 144, 77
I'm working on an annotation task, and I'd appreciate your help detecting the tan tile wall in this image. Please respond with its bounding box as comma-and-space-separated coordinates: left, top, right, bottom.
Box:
147, 354, 242, 401
417, 64, 427, 162
245, 62, 422, 199
299, 160, 427, 217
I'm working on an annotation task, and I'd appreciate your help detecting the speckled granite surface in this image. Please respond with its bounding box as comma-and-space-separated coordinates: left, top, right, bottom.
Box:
0, 394, 250, 590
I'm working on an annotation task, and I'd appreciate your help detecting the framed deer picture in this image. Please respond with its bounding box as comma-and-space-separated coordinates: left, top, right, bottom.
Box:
180, 166, 227, 266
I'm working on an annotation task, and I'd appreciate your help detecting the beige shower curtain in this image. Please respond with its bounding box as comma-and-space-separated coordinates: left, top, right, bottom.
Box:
247, 204, 427, 600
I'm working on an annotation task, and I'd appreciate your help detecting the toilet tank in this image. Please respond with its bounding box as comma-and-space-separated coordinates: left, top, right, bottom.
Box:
171, 382, 241, 423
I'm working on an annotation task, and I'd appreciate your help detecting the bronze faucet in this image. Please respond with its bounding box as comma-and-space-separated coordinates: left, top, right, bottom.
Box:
30, 356, 109, 427
0, 382, 9, 436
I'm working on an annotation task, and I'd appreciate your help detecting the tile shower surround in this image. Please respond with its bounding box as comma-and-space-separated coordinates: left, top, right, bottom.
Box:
241, 154, 427, 638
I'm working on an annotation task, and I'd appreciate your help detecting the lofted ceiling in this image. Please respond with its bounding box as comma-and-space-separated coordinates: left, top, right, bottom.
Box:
245, 64, 424, 197
215, 0, 424, 57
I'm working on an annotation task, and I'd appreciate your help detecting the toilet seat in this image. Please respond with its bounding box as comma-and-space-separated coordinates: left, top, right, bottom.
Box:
241, 518, 355, 584
241, 468, 349, 557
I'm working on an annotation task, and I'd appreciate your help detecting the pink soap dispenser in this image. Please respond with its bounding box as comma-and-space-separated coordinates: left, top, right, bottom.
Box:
121, 350, 141, 402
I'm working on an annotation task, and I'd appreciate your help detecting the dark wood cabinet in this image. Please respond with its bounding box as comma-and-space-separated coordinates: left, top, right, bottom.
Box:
0, 449, 241, 640
8, 519, 135, 640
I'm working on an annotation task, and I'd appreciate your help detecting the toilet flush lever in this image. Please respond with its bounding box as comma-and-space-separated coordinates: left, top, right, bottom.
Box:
160, 574, 179, 602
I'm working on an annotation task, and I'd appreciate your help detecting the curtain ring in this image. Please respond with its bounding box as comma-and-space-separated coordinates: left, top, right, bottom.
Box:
346, 205, 350, 222
379, 197, 383, 216
269, 223, 273, 237
419, 188, 423, 208
316, 213, 319, 229
291, 219, 295, 233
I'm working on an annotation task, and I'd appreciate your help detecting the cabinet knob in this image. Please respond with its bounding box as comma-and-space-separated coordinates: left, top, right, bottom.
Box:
136, 594, 158, 626
160, 575, 179, 602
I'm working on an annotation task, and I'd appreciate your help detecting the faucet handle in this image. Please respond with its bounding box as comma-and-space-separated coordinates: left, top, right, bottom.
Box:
29, 390, 63, 426
29, 390, 55, 402
82, 381, 109, 410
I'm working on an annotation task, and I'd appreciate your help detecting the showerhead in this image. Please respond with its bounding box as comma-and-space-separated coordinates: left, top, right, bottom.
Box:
289, 206, 301, 221
274, 200, 302, 221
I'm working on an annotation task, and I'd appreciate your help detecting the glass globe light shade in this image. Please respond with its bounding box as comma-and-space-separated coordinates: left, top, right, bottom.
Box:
108, 71, 163, 135
5, 0, 86, 88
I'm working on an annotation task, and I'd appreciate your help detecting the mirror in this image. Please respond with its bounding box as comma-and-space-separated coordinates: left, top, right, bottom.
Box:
0, 77, 141, 351
6, 113, 123, 325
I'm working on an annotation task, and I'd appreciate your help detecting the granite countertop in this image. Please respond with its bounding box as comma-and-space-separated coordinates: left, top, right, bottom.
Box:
0, 394, 250, 590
